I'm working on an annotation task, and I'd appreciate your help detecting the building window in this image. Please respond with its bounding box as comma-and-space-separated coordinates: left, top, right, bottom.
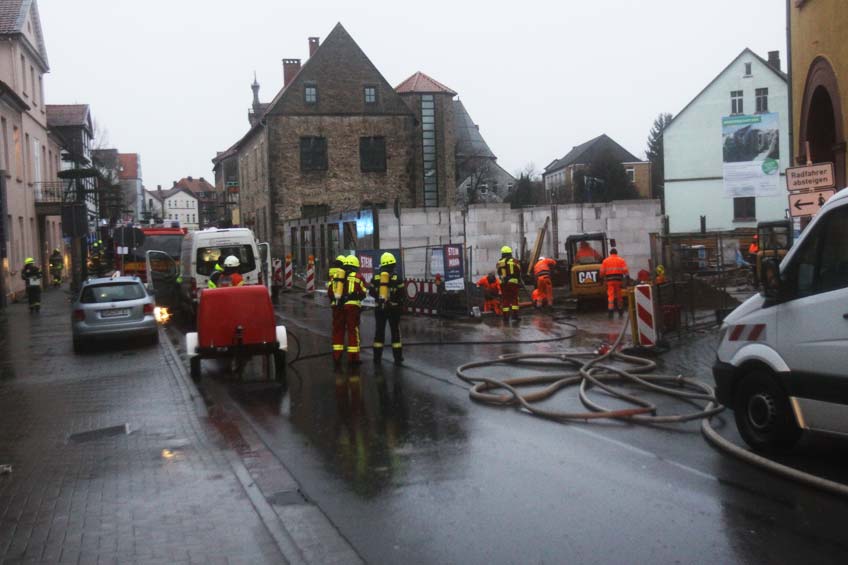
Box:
304, 85, 318, 104
364, 86, 377, 104
359, 136, 386, 172
20, 55, 26, 95
24, 133, 30, 182
733, 197, 756, 221
625, 168, 635, 183
30, 66, 35, 105
744, 62, 752, 76
731, 90, 744, 115
1, 118, 8, 171
755, 88, 768, 113
299, 136, 327, 171
420, 94, 438, 207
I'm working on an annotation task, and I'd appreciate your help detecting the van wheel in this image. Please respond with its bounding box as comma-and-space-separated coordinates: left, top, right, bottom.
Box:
733, 371, 801, 452
273, 351, 286, 383
73, 338, 85, 354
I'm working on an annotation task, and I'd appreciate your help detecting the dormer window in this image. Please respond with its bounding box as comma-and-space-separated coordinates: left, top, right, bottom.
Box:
364, 86, 377, 104
304, 85, 318, 105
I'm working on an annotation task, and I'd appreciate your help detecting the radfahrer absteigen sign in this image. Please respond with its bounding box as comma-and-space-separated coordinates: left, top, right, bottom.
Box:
721, 113, 782, 198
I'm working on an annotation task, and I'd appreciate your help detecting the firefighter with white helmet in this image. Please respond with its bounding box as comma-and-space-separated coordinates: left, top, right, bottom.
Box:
208, 255, 244, 288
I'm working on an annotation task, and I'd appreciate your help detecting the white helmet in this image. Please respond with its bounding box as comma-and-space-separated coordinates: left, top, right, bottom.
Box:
223, 255, 240, 268
539, 257, 546, 261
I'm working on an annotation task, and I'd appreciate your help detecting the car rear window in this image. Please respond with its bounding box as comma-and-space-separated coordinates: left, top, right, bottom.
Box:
196, 245, 256, 276
81, 282, 146, 304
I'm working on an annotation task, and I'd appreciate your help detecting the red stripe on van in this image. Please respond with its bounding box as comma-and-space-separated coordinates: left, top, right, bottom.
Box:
729, 325, 746, 341
747, 324, 766, 341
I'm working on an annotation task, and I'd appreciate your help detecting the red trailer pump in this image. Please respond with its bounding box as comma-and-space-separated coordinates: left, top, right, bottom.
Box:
185, 285, 287, 381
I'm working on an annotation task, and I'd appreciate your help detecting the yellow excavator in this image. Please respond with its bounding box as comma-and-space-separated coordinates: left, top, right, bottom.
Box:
565, 233, 610, 303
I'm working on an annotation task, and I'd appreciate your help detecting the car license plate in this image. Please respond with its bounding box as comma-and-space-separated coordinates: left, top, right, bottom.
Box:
101, 308, 129, 319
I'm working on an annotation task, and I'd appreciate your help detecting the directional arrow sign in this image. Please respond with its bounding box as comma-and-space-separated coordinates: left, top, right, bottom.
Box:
788, 188, 836, 218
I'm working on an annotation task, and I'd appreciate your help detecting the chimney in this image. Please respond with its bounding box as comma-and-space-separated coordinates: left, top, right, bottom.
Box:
283, 58, 301, 87
309, 37, 320, 57
188, 176, 193, 181
767, 50, 781, 72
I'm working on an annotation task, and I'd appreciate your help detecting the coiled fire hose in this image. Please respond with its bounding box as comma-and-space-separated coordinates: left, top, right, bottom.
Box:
456, 315, 848, 499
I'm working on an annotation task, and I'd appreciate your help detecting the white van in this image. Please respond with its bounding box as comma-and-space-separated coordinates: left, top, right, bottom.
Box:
176, 228, 270, 315
714, 187, 848, 451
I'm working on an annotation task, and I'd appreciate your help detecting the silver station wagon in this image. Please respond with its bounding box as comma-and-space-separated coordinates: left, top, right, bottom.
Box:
71, 276, 159, 353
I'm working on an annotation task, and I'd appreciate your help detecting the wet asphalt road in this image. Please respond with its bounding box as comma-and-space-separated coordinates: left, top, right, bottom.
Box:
181, 293, 848, 565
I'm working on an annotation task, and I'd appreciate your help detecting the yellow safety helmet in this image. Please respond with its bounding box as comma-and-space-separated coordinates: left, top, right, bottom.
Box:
24, 257, 34, 264
345, 255, 360, 268
501, 246, 512, 255
656, 265, 666, 275
380, 252, 396, 267
335, 254, 346, 263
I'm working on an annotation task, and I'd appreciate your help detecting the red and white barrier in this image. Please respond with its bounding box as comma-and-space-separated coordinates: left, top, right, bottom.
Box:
404, 279, 440, 315
306, 255, 315, 293
272, 258, 283, 285
634, 284, 657, 347
284, 254, 293, 289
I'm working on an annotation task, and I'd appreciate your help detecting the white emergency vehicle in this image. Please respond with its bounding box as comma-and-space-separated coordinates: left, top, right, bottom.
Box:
713, 187, 848, 451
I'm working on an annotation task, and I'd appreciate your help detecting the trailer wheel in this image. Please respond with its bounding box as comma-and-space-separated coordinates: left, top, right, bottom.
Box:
190, 357, 201, 381
733, 371, 801, 452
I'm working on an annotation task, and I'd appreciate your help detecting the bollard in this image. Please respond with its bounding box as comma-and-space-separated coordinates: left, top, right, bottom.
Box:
306, 255, 315, 293
284, 254, 293, 290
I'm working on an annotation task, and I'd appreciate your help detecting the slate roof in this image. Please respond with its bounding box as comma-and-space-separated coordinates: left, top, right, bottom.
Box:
395, 71, 457, 96
46, 104, 91, 130
454, 99, 495, 160
0, 0, 48, 67
118, 153, 139, 180
544, 134, 642, 174
173, 176, 215, 198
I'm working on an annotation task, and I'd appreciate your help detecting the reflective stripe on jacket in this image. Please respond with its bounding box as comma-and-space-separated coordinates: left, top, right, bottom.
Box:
344, 272, 367, 306
600, 255, 628, 281
496, 257, 520, 284
533, 258, 556, 279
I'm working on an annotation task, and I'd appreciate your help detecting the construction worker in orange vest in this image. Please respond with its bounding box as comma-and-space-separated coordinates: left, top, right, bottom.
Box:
332, 255, 367, 365
476, 272, 502, 315
574, 240, 602, 264
600, 248, 629, 319
496, 246, 521, 322
748, 234, 759, 258
533, 256, 556, 308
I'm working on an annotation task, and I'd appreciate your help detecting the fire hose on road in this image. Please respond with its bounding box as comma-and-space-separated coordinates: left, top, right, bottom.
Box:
455, 315, 848, 499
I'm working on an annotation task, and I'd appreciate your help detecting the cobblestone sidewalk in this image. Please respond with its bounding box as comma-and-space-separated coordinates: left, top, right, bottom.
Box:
0, 288, 284, 564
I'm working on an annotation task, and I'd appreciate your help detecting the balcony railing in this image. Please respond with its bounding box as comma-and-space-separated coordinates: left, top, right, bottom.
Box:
34, 181, 67, 204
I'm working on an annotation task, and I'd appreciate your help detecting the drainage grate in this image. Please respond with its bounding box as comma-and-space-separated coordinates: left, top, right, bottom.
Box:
266, 490, 308, 506
68, 423, 131, 443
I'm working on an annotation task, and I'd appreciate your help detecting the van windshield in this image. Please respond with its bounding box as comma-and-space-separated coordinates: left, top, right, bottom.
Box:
196, 245, 256, 276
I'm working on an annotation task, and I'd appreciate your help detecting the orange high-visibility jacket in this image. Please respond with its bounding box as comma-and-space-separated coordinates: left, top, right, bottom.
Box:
600, 255, 629, 281
533, 258, 556, 279
477, 275, 501, 293
575, 245, 601, 262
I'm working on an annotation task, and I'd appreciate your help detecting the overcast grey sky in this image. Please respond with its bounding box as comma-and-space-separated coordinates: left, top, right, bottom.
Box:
40, 0, 786, 189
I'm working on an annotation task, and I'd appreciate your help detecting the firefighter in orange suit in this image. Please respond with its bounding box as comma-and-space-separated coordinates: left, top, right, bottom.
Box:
476, 273, 502, 315
533, 256, 556, 308
496, 246, 521, 322
332, 255, 367, 365
600, 248, 629, 319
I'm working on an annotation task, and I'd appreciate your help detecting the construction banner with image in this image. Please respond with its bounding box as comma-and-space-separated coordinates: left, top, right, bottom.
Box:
722, 113, 782, 197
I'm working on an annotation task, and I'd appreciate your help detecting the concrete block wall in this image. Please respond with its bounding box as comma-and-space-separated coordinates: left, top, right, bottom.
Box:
378, 200, 662, 278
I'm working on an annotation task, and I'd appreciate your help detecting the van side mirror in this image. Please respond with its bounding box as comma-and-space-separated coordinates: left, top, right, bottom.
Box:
760, 257, 782, 301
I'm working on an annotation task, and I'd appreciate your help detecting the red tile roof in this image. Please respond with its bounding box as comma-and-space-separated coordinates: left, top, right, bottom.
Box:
118, 153, 139, 180
395, 71, 456, 96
